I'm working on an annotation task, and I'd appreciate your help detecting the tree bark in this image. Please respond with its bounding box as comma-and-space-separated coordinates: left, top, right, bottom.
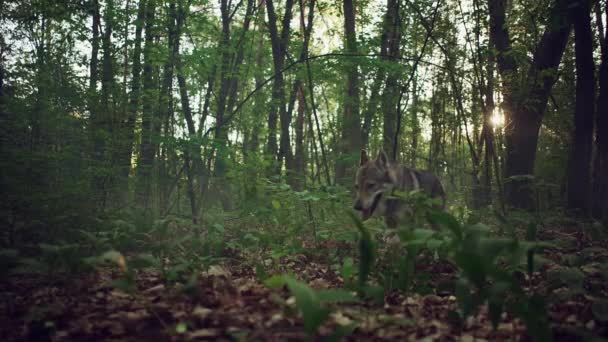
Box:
480, 50, 495, 208
174, 0, 207, 222
410, 74, 419, 167
265, 0, 295, 176
245, 2, 267, 158
566, 0, 595, 214
594, 1, 608, 223
380, 0, 401, 159
87, 0, 103, 197
115, 0, 146, 202
361, 3, 392, 149
335, 0, 361, 185
289, 0, 315, 189
100, 0, 114, 135
136, 0, 157, 210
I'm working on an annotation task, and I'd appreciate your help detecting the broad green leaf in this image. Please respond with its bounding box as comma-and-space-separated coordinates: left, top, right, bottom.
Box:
316, 289, 358, 303
175, 322, 188, 334
284, 277, 330, 335
427, 210, 462, 239
264, 275, 287, 289
271, 200, 281, 209
347, 211, 375, 290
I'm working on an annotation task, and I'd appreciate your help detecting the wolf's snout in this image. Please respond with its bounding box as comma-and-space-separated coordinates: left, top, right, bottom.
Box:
353, 200, 363, 211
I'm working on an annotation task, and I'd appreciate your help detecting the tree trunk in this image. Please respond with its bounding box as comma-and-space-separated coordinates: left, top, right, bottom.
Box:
410, 74, 419, 167
88, 0, 102, 192
380, 0, 400, 159
115, 0, 146, 203
594, 1, 608, 223
89, 0, 101, 95
174, 0, 207, 222
100, 0, 114, 135
293, 84, 306, 189
284, 0, 314, 189
212, 0, 255, 209
265, 0, 295, 176
361, 3, 392, 149
566, 0, 595, 214
489, 0, 572, 210
245, 3, 267, 159
480, 54, 495, 208
157, 0, 179, 215
335, 0, 361, 185
136, 0, 157, 211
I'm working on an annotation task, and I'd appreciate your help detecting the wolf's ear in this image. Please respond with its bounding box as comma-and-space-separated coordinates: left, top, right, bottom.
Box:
376, 150, 389, 168
360, 149, 369, 165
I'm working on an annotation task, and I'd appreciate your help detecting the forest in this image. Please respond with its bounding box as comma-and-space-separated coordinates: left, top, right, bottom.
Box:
1, 0, 607, 340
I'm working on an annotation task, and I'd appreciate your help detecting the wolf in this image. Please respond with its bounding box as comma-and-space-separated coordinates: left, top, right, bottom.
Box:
353, 150, 446, 228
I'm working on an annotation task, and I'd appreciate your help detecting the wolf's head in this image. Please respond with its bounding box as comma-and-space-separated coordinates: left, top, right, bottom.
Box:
353, 150, 393, 220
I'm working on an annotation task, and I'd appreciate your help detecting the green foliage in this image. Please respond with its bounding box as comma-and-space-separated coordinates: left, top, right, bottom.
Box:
428, 209, 552, 340
265, 274, 357, 336
348, 211, 375, 291
345, 189, 556, 340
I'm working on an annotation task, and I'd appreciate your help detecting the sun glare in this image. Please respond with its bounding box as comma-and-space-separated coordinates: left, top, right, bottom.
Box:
490, 109, 505, 128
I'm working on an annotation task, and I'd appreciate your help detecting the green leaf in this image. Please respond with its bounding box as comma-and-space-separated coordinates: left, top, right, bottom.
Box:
525, 221, 538, 241
108, 278, 135, 294
271, 200, 281, 209
316, 289, 358, 303
284, 277, 330, 335
99, 250, 124, 263
264, 275, 287, 289
347, 211, 375, 290
427, 210, 462, 239
175, 322, 188, 334
341, 257, 354, 283
129, 254, 158, 270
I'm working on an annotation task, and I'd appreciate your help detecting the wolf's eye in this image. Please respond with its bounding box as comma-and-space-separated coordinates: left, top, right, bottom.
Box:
354, 184, 359, 190
366, 183, 375, 190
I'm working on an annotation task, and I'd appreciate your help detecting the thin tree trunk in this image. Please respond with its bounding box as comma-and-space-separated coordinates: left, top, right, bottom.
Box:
593, 1, 608, 222
213, 0, 255, 209
175, 0, 206, 222
285, 0, 314, 189
361, 3, 392, 149
410, 74, 419, 167
566, 0, 595, 215
89, 0, 101, 95
305, 56, 331, 185
157, 0, 179, 215
115, 0, 146, 203
88, 0, 103, 198
136, 0, 157, 211
245, 2, 267, 158
265, 0, 295, 176
293, 84, 306, 189
380, 0, 400, 159
335, 0, 361, 185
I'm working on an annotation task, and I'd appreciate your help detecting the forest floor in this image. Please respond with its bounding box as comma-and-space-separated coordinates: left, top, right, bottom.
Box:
1, 221, 607, 341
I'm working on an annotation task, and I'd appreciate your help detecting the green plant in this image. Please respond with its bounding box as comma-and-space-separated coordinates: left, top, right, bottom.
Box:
265, 275, 357, 336
427, 210, 552, 341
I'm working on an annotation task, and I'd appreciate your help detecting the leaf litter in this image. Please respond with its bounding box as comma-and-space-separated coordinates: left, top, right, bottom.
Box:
1, 222, 607, 341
